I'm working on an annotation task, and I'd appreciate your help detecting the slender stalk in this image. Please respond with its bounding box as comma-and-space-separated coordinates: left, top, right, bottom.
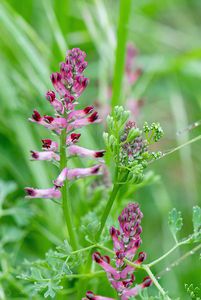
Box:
163, 134, 201, 157
70, 244, 97, 255
97, 244, 115, 256
60, 129, 77, 250
111, 0, 132, 108
153, 134, 201, 163
143, 265, 171, 300
148, 238, 191, 267
64, 271, 104, 279
158, 243, 201, 278
95, 183, 120, 240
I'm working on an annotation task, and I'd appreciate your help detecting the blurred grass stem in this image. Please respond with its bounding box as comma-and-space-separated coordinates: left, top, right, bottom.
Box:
111, 0, 132, 108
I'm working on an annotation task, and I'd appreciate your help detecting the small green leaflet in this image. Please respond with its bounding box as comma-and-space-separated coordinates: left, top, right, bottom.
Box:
192, 206, 201, 234
168, 208, 183, 241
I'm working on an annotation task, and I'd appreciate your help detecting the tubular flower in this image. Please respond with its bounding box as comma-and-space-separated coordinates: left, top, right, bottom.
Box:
25, 187, 61, 199
66, 133, 81, 145
25, 48, 104, 199
83, 291, 114, 300
68, 145, 105, 160
89, 203, 152, 300
66, 165, 103, 180
30, 150, 60, 161
41, 139, 59, 152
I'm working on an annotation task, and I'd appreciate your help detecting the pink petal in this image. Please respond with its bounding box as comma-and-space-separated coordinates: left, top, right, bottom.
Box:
25, 187, 61, 199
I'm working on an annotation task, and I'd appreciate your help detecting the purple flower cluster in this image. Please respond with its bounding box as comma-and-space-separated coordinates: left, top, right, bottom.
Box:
120, 121, 147, 164
83, 203, 151, 300
25, 48, 104, 199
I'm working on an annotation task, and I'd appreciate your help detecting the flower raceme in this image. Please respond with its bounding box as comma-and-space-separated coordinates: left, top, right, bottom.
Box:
83, 203, 152, 300
25, 48, 104, 199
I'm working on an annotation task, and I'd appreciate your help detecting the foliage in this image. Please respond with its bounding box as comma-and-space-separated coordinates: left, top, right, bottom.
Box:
0, 0, 201, 299
168, 208, 183, 242
185, 283, 201, 300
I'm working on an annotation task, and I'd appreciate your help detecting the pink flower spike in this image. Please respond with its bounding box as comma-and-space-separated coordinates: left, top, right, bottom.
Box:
68, 145, 105, 160
53, 167, 68, 188
46, 90, 64, 114
92, 252, 120, 280
66, 165, 102, 180
25, 187, 61, 199
30, 151, 60, 161
83, 291, 114, 300
50, 72, 68, 97
67, 106, 94, 121
66, 133, 81, 145
41, 139, 58, 151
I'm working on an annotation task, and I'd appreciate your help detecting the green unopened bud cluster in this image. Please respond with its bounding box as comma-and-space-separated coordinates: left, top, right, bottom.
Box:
143, 121, 164, 143
104, 106, 164, 185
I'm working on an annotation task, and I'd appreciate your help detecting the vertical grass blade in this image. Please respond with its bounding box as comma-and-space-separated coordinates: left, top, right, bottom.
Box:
111, 0, 132, 108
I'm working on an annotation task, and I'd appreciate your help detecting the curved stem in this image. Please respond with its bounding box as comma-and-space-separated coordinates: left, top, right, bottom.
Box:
148, 238, 191, 267
60, 129, 77, 250
95, 183, 120, 241
111, 0, 132, 108
151, 134, 201, 165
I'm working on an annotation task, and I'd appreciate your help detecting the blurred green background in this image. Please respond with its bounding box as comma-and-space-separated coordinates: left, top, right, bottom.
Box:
0, 0, 200, 299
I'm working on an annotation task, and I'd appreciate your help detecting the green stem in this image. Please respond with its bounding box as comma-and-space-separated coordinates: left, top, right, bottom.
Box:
70, 244, 97, 255
158, 243, 201, 278
64, 271, 104, 279
162, 135, 201, 159
143, 265, 171, 300
95, 183, 120, 240
60, 129, 77, 250
111, 0, 132, 108
148, 238, 191, 267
